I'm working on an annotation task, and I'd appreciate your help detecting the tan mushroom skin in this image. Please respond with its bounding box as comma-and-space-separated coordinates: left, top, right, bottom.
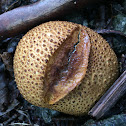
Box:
14, 21, 118, 116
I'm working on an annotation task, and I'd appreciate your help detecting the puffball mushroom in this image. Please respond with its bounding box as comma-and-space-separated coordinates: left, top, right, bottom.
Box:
13, 21, 118, 116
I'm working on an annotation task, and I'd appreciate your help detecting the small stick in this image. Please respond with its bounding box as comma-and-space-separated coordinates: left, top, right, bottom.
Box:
96, 29, 126, 38
0, 99, 19, 116
3, 114, 18, 126
0, 0, 99, 38
88, 71, 126, 119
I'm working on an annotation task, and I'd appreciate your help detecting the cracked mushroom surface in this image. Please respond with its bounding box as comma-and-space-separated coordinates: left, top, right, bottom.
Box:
13, 21, 118, 115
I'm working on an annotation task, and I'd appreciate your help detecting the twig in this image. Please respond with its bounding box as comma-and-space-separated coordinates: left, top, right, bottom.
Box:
9, 123, 39, 126
0, 0, 99, 38
16, 110, 32, 125
0, 99, 19, 116
88, 71, 126, 119
96, 29, 126, 37
3, 114, 18, 126
5, 0, 20, 12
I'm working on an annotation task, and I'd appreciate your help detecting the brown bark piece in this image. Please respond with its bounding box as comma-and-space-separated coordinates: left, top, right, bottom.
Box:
0, 0, 99, 38
89, 70, 126, 119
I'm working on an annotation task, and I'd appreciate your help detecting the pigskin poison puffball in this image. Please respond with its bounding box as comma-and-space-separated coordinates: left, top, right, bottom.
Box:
13, 21, 118, 116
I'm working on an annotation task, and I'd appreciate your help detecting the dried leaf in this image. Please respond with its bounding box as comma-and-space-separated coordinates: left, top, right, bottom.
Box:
8, 80, 20, 103
44, 28, 90, 104
0, 73, 8, 111
0, 52, 13, 76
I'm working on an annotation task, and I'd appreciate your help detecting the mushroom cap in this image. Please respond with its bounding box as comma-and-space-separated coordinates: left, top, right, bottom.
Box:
13, 21, 118, 115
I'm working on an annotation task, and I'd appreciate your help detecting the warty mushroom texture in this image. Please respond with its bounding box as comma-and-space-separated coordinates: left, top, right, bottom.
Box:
13, 21, 118, 116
